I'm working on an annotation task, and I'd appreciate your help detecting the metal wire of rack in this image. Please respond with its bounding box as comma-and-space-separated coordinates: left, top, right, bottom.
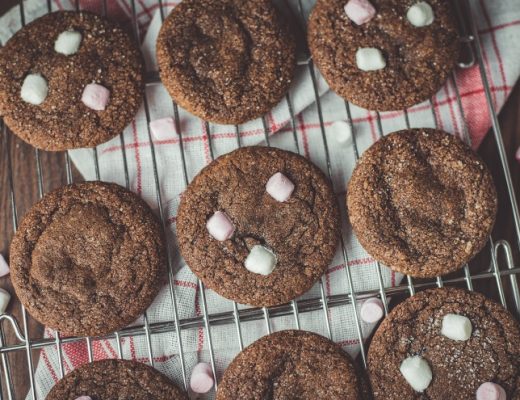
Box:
0, 0, 519, 398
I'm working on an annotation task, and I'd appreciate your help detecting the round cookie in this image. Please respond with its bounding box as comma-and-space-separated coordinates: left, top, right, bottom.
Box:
9, 181, 165, 337
176, 146, 340, 307
308, 0, 459, 111
368, 287, 520, 399
217, 330, 364, 399
347, 129, 497, 278
156, 0, 296, 125
0, 11, 144, 151
46, 359, 187, 399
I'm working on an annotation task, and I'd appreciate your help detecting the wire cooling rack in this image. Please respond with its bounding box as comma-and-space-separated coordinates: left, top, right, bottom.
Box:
0, 0, 519, 398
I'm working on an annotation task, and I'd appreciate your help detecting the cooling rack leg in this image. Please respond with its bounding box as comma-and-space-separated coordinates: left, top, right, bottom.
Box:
495, 241, 520, 317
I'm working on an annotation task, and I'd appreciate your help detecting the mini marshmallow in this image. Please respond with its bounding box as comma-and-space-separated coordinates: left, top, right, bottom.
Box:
206, 211, 235, 241
266, 172, 295, 202
344, 0, 376, 25
399, 356, 432, 393
441, 313, 472, 341
21, 73, 48, 105
407, 2, 434, 27
150, 117, 177, 140
356, 48, 386, 71
244, 245, 277, 276
0, 289, 11, 314
0, 254, 9, 277
190, 363, 214, 394
476, 382, 507, 400
515, 146, 520, 164
54, 30, 82, 55
330, 120, 353, 145
74, 397, 92, 400
81, 83, 110, 111
360, 298, 384, 323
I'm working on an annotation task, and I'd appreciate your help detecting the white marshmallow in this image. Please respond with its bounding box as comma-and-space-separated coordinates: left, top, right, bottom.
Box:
0, 289, 11, 314
344, 0, 376, 25
81, 83, 110, 111
441, 313, 472, 341
0, 254, 9, 277
360, 298, 384, 323
476, 382, 507, 400
190, 363, 214, 394
400, 356, 432, 392
150, 117, 177, 140
21, 74, 48, 105
244, 245, 277, 276
266, 172, 295, 203
206, 211, 235, 242
54, 30, 83, 55
356, 48, 386, 71
330, 121, 353, 145
407, 2, 434, 27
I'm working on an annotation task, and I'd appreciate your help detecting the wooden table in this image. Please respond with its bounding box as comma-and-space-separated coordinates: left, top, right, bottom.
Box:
0, 1, 519, 398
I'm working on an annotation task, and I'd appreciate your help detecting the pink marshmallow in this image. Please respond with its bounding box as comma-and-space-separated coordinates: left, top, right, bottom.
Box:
516, 146, 520, 164
266, 172, 295, 202
150, 117, 177, 140
477, 382, 507, 400
0, 255, 9, 277
81, 83, 110, 111
206, 211, 235, 241
344, 0, 376, 25
360, 298, 384, 323
190, 362, 214, 394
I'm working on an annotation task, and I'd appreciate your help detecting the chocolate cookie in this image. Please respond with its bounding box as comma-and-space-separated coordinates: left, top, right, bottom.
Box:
156, 0, 296, 125
217, 330, 364, 399
347, 129, 497, 278
9, 181, 165, 337
0, 11, 144, 151
308, 0, 459, 111
176, 146, 340, 307
368, 287, 520, 399
46, 359, 187, 399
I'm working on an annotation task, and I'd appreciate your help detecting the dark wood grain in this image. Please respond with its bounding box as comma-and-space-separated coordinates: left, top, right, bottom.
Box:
0, 0, 519, 398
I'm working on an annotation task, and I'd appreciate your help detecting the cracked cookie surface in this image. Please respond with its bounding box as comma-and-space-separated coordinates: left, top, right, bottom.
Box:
368, 288, 520, 400
9, 181, 165, 337
217, 330, 363, 400
156, 0, 296, 125
347, 129, 496, 278
308, 0, 459, 111
176, 147, 340, 307
46, 359, 187, 399
0, 11, 144, 151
